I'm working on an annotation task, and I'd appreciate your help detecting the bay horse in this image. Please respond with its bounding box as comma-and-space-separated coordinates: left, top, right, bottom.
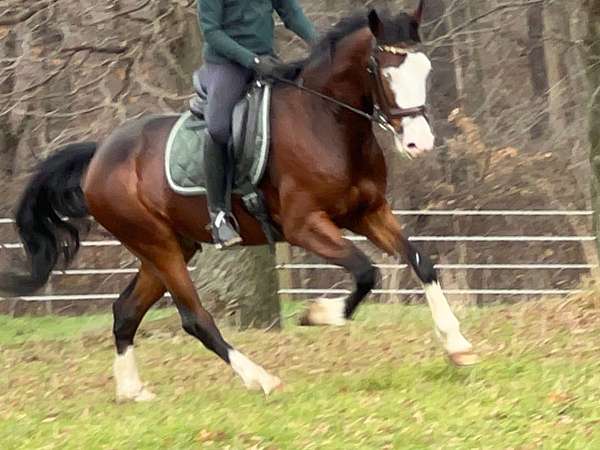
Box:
0, 4, 477, 401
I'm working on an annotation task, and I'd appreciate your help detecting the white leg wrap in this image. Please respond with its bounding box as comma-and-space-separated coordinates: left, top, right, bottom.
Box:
423, 282, 473, 355
113, 346, 155, 402
305, 297, 347, 326
229, 349, 282, 395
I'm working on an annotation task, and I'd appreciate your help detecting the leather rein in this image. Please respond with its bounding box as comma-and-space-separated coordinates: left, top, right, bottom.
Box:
267, 44, 428, 151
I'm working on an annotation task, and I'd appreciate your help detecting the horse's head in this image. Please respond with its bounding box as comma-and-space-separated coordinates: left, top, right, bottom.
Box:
367, 2, 434, 158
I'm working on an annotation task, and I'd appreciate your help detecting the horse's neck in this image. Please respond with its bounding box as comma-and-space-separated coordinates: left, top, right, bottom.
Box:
300, 28, 381, 168
303, 28, 374, 111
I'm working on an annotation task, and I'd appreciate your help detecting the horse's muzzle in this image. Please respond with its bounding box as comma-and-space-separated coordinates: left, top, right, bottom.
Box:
399, 115, 434, 157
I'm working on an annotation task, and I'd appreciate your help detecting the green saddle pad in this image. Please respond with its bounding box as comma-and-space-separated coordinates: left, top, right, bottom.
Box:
165, 85, 271, 196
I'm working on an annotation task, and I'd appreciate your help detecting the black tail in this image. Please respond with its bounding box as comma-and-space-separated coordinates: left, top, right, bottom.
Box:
0, 142, 97, 296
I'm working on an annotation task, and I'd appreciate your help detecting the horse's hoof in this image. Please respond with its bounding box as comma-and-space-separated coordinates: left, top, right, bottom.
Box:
299, 298, 346, 327
116, 386, 156, 403
261, 375, 283, 396
134, 387, 157, 402
448, 351, 480, 367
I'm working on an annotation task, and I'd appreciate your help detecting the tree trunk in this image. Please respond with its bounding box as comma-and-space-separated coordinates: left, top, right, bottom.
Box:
424, 0, 459, 134
0, 28, 17, 189
527, 2, 549, 139
463, 1, 486, 117
192, 245, 281, 331
544, 2, 576, 132
587, 0, 600, 261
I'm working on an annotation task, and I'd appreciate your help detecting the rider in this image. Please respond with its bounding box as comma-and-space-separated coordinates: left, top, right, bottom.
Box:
196, 0, 317, 249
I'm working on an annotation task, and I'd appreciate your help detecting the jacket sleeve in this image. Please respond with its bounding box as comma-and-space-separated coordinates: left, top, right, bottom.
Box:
198, 0, 258, 68
273, 0, 317, 44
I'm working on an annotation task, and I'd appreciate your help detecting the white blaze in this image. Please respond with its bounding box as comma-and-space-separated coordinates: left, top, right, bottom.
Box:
382, 52, 434, 155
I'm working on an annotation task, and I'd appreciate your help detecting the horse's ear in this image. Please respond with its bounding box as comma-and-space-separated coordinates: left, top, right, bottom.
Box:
413, 0, 424, 24
368, 9, 384, 38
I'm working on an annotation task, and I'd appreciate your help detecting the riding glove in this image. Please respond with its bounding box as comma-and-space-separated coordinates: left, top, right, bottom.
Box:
253, 55, 287, 79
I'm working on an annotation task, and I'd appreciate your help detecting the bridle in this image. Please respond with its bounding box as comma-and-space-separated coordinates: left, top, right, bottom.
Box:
367, 44, 429, 130
266, 42, 429, 158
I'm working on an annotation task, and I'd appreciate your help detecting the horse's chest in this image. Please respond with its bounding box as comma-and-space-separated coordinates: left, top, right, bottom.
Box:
331, 179, 382, 217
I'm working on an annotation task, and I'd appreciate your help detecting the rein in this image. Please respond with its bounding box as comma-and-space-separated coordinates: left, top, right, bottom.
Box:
266, 45, 427, 159
267, 74, 389, 127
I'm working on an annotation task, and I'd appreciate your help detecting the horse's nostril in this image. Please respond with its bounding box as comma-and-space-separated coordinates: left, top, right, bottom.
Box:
407, 143, 417, 149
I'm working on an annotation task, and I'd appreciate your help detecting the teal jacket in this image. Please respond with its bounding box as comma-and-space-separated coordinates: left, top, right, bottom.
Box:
198, 0, 316, 69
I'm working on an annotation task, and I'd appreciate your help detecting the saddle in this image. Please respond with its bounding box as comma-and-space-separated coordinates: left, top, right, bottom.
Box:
189, 71, 265, 158
165, 75, 278, 244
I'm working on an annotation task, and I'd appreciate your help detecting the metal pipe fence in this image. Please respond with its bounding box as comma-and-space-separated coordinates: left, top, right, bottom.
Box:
0, 210, 595, 302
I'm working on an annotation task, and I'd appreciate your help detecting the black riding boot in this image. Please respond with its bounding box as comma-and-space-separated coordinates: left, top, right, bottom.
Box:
203, 135, 242, 249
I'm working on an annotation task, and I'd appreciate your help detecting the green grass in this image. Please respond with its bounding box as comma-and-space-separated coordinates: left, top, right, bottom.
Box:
0, 309, 173, 345
1, 298, 599, 449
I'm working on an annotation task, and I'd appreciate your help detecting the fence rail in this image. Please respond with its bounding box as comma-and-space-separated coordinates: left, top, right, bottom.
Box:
0, 210, 596, 302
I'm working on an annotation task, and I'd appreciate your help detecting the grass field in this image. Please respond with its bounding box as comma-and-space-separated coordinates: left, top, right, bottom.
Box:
1, 295, 599, 450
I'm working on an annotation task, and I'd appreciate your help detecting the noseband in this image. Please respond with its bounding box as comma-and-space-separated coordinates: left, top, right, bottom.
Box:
367, 45, 429, 130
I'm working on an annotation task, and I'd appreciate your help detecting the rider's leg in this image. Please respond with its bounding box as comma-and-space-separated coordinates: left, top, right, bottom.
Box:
201, 61, 253, 248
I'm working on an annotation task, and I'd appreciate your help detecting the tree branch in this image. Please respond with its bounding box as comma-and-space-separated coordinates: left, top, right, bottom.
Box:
84, 0, 152, 27
60, 45, 129, 55
0, 1, 57, 26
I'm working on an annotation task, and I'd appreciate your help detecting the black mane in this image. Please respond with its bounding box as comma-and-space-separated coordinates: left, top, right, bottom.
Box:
309, 14, 369, 64
280, 10, 418, 80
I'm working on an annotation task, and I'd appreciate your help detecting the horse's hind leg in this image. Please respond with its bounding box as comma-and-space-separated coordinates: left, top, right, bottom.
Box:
112, 263, 166, 402
114, 216, 282, 394
151, 243, 281, 394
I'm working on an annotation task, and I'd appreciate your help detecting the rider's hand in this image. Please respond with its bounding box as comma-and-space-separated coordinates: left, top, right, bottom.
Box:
253, 55, 286, 79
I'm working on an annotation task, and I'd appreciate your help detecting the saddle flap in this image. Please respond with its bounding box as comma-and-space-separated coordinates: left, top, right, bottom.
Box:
165, 84, 271, 196
232, 96, 249, 154
232, 84, 270, 184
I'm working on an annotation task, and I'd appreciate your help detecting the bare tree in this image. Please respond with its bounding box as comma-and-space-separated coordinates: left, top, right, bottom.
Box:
527, 1, 549, 139
587, 0, 600, 259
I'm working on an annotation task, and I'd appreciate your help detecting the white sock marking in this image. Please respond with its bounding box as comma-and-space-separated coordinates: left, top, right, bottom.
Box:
423, 282, 472, 355
306, 297, 347, 326
228, 349, 281, 395
113, 346, 155, 402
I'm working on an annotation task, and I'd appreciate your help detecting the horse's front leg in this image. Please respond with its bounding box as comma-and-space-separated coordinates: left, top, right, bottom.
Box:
282, 209, 379, 327
351, 204, 478, 366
